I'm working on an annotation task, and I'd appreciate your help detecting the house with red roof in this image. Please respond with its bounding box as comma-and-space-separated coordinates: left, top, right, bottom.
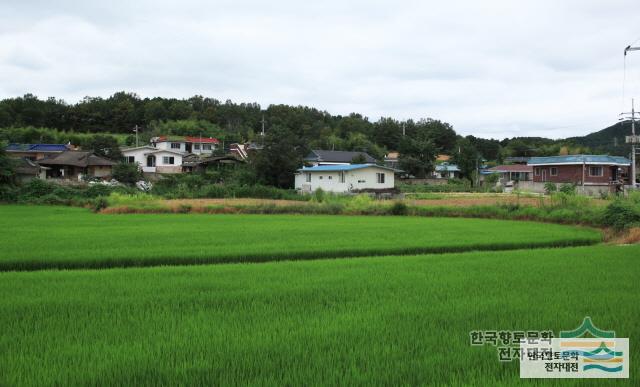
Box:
151, 136, 219, 155
121, 135, 221, 174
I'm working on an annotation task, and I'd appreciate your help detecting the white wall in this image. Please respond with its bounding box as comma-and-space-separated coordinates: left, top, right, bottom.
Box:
154, 141, 216, 155
122, 148, 149, 168
295, 167, 395, 193
155, 141, 184, 152
122, 148, 183, 174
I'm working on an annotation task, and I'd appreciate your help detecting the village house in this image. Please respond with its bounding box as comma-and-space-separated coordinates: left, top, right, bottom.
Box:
528, 155, 631, 195
150, 136, 219, 155
182, 154, 244, 173
384, 152, 399, 169
229, 142, 263, 161
38, 151, 115, 180
486, 164, 533, 182
295, 164, 398, 193
14, 158, 49, 182
5, 143, 71, 160
433, 162, 460, 179
304, 150, 377, 166
121, 135, 223, 174
121, 145, 185, 174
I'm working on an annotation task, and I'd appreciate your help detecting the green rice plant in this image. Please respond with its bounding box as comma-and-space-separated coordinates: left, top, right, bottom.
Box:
0, 205, 601, 271
0, 245, 637, 386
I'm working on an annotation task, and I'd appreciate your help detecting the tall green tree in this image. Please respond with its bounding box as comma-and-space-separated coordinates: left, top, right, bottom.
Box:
251, 125, 303, 188
398, 136, 437, 178
452, 138, 480, 184
83, 135, 123, 161
0, 142, 15, 186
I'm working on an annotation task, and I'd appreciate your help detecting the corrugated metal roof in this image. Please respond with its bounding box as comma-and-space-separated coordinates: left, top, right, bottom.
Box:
488, 165, 533, 173
184, 136, 219, 144
298, 163, 399, 172
155, 136, 220, 143
528, 155, 631, 166
304, 150, 377, 163
435, 164, 460, 172
38, 151, 116, 167
6, 143, 69, 152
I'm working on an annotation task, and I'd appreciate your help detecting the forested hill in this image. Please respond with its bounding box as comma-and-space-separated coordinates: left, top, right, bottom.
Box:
566, 121, 634, 156
0, 92, 633, 160
0, 92, 463, 160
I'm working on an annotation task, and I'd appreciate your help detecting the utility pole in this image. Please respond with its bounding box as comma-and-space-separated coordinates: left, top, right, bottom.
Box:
632, 100, 636, 188
621, 44, 640, 188
621, 99, 638, 188
133, 125, 139, 147
402, 122, 406, 137
261, 115, 266, 137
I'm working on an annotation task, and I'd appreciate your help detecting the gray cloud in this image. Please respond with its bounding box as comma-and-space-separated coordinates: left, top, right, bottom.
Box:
1, 0, 640, 139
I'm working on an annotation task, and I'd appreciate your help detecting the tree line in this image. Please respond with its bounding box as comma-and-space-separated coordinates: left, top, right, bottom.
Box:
0, 92, 597, 187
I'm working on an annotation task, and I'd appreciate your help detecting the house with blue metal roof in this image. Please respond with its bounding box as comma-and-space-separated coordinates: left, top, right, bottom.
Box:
5, 143, 71, 160
434, 163, 460, 179
295, 163, 400, 193
526, 155, 632, 195
304, 150, 377, 166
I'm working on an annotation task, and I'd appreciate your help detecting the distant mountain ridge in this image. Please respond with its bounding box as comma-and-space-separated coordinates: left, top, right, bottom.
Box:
566, 122, 634, 156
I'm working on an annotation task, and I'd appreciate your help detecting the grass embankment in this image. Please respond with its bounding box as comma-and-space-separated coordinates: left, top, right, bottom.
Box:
0, 205, 601, 271
101, 192, 618, 228
1, 245, 638, 386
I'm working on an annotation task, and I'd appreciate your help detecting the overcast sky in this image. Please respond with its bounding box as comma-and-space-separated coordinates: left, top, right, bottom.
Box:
2, 0, 640, 139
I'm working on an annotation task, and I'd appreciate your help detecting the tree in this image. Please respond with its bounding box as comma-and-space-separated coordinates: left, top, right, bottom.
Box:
252, 125, 303, 188
83, 135, 123, 160
373, 117, 402, 150
112, 163, 142, 185
398, 136, 437, 178
417, 119, 457, 154
351, 153, 367, 164
452, 138, 480, 184
0, 141, 16, 185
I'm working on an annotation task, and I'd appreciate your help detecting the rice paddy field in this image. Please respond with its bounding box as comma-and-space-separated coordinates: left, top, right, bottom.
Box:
0, 205, 637, 386
0, 205, 601, 270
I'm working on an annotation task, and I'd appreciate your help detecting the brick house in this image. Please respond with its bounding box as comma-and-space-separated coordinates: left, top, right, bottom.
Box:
528, 155, 630, 194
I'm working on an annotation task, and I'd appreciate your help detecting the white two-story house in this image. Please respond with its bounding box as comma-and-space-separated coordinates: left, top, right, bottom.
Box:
121, 146, 185, 173
121, 135, 220, 174
151, 136, 219, 155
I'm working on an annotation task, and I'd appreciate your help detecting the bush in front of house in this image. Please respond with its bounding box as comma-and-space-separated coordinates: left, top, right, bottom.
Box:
112, 162, 143, 185
559, 183, 577, 195
602, 199, 640, 231
544, 182, 557, 195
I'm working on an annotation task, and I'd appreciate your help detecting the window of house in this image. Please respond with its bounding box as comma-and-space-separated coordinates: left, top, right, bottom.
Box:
162, 156, 175, 165
203, 144, 212, 150
305, 173, 311, 183
125, 156, 135, 163
171, 143, 181, 149
549, 167, 558, 176
534, 167, 541, 176
339, 171, 345, 183
376, 172, 385, 184
357, 180, 365, 183
589, 166, 603, 177
194, 143, 201, 150
319, 176, 323, 180
328, 175, 332, 180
